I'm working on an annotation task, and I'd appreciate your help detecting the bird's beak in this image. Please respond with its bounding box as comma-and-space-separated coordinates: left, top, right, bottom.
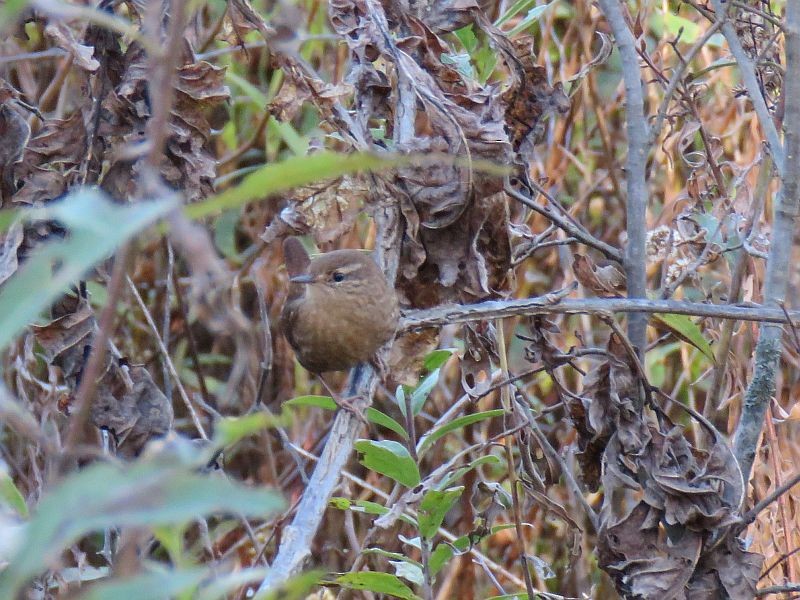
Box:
289, 274, 315, 284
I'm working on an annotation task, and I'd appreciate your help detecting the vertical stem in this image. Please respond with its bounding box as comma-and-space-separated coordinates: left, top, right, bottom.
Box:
496, 320, 537, 598
733, 4, 800, 487
597, 0, 649, 358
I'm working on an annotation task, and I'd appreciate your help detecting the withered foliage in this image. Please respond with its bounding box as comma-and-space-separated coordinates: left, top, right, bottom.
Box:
0, 0, 797, 597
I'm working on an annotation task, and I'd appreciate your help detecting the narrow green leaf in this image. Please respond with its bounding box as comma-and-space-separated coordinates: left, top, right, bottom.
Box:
507, 0, 559, 36
184, 152, 406, 220
0, 469, 28, 518
440, 454, 502, 488
334, 572, 421, 600
285, 396, 408, 438
411, 368, 441, 415
653, 313, 715, 361
214, 412, 278, 448
329, 498, 417, 526
354, 440, 420, 488
77, 568, 206, 600
418, 487, 464, 540
418, 409, 505, 455
495, 0, 537, 26
0, 189, 175, 351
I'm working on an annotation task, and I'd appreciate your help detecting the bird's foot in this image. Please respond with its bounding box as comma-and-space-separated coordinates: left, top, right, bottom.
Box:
333, 394, 369, 426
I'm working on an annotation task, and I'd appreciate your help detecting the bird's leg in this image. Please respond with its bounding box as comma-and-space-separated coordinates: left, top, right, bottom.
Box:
317, 374, 369, 426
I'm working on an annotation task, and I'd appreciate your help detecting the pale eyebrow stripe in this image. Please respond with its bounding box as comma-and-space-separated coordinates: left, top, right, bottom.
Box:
335, 263, 364, 275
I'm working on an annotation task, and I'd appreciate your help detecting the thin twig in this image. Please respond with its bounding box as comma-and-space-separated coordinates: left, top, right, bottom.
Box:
61, 244, 131, 466
505, 178, 622, 263
710, 0, 785, 173
126, 276, 209, 440
738, 472, 800, 531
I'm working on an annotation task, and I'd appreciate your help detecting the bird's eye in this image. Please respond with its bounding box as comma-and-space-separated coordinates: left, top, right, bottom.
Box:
332, 271, 345, 283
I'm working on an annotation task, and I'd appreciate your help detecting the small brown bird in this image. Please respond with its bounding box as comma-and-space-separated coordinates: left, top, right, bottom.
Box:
280, 237, 398, 398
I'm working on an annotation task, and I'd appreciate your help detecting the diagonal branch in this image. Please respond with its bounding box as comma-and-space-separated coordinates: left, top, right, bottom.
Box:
710, 0, 785, 173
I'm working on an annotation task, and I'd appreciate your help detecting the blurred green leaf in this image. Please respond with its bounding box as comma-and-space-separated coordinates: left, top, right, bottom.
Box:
0, 468, 27, 518
653, 313, 715, 361
285, 396, 408, 439
418, 410, 505, 455
0, 188, 175, 352
212, 209, 240, 261
184, 152, 407, 220
213, 412, 279, 448
354, 440, 420, 488
254, 570, 324, 600
418, 487, 463, 540
0, 452, 284, 597
334, 572, 421, 600
77, 568, 206, 600
507, 0, 559, 36
495, 0, 537, 26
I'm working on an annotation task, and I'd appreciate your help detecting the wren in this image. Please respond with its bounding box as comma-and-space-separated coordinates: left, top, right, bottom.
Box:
280, 237, 398, 379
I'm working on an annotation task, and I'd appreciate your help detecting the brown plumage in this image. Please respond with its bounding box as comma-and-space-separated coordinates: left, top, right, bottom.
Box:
280, 237, 399, 374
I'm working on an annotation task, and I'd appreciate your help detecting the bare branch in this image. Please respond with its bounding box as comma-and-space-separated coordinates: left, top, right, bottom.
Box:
400, 296, 800, 331
596, 0, 649, 355
732, 1, 800, 485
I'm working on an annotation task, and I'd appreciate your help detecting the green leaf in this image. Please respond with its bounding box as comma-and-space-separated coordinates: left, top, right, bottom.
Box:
213, 209, 240, 261
334, 572, 421, 600
213, 412, 278, 448
0, 189, 175, 352
329, 498, 417, 526
284, 396, 408, 439
495, 0, 537, 26
0, 468, 28, 518
254, 570, 324, 600
653, 313, 715, 361
418, 487, 464, 540
184, 152, 407, 220
354, 440, 420, 488
429, 542, 454, 575
411, 368, 441, 415
440, 454, 502, 488
0, 452, 284, 597
418, 410, 505, 455
423, 348, 455, 371
487, 594, 531, 600
507, 0, 559, 36
77, 568, 207, 600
